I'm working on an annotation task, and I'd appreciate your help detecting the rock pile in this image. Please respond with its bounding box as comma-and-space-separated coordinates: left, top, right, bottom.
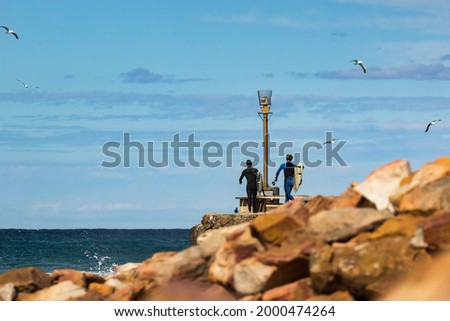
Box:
1, 157, 449, 301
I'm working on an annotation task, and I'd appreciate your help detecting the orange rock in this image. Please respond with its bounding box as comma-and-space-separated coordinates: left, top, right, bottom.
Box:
330, 188, 375, 210
398, 176, 450, 214
0, 267, 51, 292
147, 280, 236, 301
306, 195, 334, 215
349, 214, 424, 244
354, 159, 411, 212
50, 269, 86, 287
262, 278, 315, 301
418, 211, 450, 250
209, 226, 265, 285
306, 208, 393, 242
307, 290, 354, 301
251, 212, 302, 245
382, 252, 450, 300
391, 156, 450, 211
89, 282, 114, 297
17, 280, 86, 301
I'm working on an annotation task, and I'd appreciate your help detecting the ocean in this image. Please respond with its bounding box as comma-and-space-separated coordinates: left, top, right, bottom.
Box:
0, 229, 191, 275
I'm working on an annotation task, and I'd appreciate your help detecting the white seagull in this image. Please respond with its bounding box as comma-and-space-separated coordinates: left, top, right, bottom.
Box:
352, 59, 366, 74
425, 119, 441, 133
323, 138, 338, 145
1, 26, 19, 39
17, 79, 39, 89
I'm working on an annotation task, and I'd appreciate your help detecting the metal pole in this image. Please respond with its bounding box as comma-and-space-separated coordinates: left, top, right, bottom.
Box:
263, 112, 269, 190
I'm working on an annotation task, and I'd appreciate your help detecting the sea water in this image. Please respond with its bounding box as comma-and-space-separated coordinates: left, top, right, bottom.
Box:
0, 229, 190, 275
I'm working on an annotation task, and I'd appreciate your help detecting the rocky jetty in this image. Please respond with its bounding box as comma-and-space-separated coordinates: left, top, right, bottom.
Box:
1, 157, 449, 301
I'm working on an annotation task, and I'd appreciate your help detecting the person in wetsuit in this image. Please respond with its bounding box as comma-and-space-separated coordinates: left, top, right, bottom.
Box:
273, 154, 295, 203
239, 159, 259, 213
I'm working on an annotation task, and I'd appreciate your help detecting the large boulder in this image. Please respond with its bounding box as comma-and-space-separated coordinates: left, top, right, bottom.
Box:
411, 211, 450, 250
354, 159, 411, 212
390, 157, 450, 213
306, 208, 393, 242
310, 236, 431, 299
382, 252, 450, 300
17, 281, 86, 301
0, 267, 51, 293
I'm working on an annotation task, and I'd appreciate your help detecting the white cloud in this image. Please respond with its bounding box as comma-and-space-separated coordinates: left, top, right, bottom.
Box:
31, 203, 62, 216
77, 203, 144, 212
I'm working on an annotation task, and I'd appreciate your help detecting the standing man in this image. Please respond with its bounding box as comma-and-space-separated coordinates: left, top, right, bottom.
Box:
239, 159, 259, 213
273, 154, 295, 203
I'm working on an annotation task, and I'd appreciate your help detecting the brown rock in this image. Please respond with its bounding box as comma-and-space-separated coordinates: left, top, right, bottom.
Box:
253, 244, 311, 287
390, 157, 450, 211
306, 290, 354, 301
311, 236, 432, 299
306, 208, 393, 242
306, 195, 334, 215
330, 188, 375, 210
137, 246, 208, 286
197, 223, 250, 258
381, 252, 450, 300
209, 226, 265, 285
104, 278, 128, 291
50, 269, 86, 287
262, 278, 316, 301
309, 245, 337, 293
282, 231, 326, 256
84, 272, 106, 285
239, 293, 262, 301
348, 214, 424, 244
0, 267, 51, 292
354, 159, 411, 212
147, 280, 237, 301
89, 282, 114, 297
269, 199, 310, 223
414, 211, 450, 250
251, 212, 303, 246
134, 251, 178, 283
232, 257, 277, 295
18, 280, 86, 301
114, 263, 140, 275
107, 283, 146, 301
397, 176, 450, 214
70, 290, 105, 301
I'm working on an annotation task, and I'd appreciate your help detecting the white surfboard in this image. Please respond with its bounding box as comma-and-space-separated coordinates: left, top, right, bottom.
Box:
256, 171, 263, 195
293, 163, 304, 193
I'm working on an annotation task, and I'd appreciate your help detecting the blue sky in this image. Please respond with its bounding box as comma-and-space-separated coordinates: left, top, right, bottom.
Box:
0, 0, 449, 228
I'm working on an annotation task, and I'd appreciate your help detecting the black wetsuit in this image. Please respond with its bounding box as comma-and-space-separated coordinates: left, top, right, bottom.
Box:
239, 167, 259, 213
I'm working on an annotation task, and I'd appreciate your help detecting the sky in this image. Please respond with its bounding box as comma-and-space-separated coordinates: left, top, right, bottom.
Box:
0, 0, 449, 229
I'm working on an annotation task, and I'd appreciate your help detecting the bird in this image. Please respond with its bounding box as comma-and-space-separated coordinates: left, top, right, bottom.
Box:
425, 119, 441, 133
16, 79, 39, 89
352, 59, 366, 73
323, 138, 338, 145
234, 207, 238, 214
1, 26, 19, 39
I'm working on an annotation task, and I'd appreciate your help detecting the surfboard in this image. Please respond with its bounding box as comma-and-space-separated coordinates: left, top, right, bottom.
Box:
256, 171, 263, 195
293, 163, 304, 193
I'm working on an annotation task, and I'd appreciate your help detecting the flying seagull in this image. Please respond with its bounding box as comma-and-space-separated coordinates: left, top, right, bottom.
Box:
17, 79, 39, 89
1, 26, 19, 39
425, 119, 441, 133
323, 138, 338, 145
352, 59, 366, 73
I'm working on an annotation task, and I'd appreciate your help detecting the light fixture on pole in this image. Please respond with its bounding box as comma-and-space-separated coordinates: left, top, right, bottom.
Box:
257, 90, 273, 191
